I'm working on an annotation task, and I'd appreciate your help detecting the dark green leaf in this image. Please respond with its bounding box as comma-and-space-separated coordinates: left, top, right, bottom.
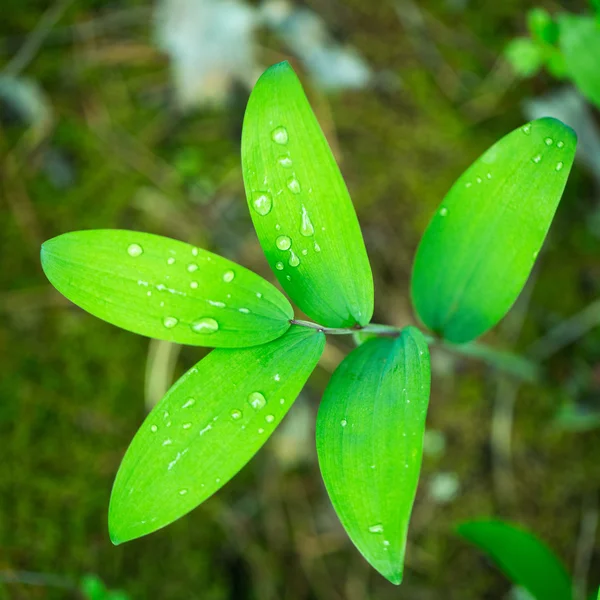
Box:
316, 327, 430, 584
41, 230, 293, 348
241, 61, 374, 328
559, 14, 600, 109
457, 520, 573, 600
411, 118, 576, 344
109, 325, 325, 543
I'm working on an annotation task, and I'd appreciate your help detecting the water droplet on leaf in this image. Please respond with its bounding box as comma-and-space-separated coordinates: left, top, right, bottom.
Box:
191, 317, 219, 334
127, 243, 143, 257
248, 392, 266, 410
223, 270, 235, 282
252, 192, 273, 216
276, 235, 292, 250
271, 126, 289, 144
163, 316, 178, 329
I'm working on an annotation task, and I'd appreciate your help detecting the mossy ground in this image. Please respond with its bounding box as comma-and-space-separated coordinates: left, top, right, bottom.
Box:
1, 0, 599, 598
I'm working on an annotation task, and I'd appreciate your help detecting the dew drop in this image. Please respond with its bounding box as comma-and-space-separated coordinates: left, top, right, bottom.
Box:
182, 398, 195, 409
557, 141, 564, 148
486, 172, 492, 179
556, 161, 564, 171
287, 177, 301, 194
167, 257, 175, 265
476, 177, 482, 184
190, 281, 198, 289
278, 156, 293, 168
314, 242, 321, 252
275, 261, 284, 270
532, 154, 542, 164
239, 308, 250, 314
301, 249, 308, 256
191, 247, 199, 256
127, 243, 143, 257
252, 192, 273, 216
256, 292, 262, 298
439, 207, 448, 217
521, 124, 531, 135
150, 425, 158, 433
286, 275, 291, 281
191, 317, 219, 334
258, 428, 265, 434
274, 374, 280, 381
465, 182, 472, 188
545, 137, 553, 146
187, 263, 198, 272
179, 489, 188, 495
341, 419, 347, 427
383, 540, 390, 547
162, 439, 172, 446
288, 251, 300, 267
265, 414, 275, 423
276, 235, 292, 250
223, 270, 235, 282
300, 205, 314, 237
271, 126, 289, 144
248, 391, 266, 410
182, 423, 192, 429
163, 316, 178, 329
279, 398, 285, 405
368, 524, 384, 534
231, 409, 242, 420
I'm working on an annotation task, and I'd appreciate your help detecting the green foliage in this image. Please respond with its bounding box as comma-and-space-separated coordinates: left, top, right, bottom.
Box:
558, 14, 600, 108
109, 326, 324, 543
41, 61, 578, 586
241, 62, 374, 328
411, 117, 576, 343
81, 574, 130, 600
316, 328, 430, 584
504, 38, 544, 77
506, 6, 600, 106
457, 520, 573, 600
41, 230, 292, 348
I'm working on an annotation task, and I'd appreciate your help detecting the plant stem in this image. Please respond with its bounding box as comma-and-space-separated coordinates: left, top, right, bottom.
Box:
290, 318, 539, 382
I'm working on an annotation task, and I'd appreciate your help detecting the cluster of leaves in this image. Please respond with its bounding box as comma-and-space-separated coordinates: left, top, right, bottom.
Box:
459, 520, 600, 600
505, 3, 600, 109
41, 62, 577, 585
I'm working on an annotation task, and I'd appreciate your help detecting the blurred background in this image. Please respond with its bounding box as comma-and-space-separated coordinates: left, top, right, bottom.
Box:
1, 0, 600, 598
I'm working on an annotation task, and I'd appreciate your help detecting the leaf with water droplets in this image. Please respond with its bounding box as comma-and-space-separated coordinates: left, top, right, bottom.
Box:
241, 61, 373, 328
316, 327, 430, 584
411, 118, 577, 344
41, 230, 293, 348
457, 520, 573, 600
558, 14, 600, 109
109, 325, 325, 543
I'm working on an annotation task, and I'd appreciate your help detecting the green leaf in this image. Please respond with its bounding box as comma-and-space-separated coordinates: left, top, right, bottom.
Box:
457, 520, 573, 600
505, 38, 545, 77
109, 325, 324, 543
316, 327, 430, 584
80, 575, 107, 600
41, 230, 293, 348
241, 61, 373, 328
559, 14, 600, 109
411, 118, 576, 344
527, 8, 559, 44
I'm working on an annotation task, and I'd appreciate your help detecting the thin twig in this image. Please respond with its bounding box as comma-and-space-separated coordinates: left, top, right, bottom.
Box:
3, 0, 75, 76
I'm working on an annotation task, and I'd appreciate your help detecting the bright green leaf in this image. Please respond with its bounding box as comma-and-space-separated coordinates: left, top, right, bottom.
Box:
109, 325, 325, 543
241, 61, 374, 328
411, 118, 576, 344
80, 575, 107, 600
457, 520, 573, 600
505, 38, 544, 77
559, 14, 600, 109
316, 327, 430, 584
41, 230, 293, 348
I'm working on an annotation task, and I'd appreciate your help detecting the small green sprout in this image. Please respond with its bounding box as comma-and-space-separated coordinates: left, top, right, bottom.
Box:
41, 62, 577, 585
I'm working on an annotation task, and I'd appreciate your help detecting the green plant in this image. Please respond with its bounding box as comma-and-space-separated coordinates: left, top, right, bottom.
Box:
41, 61, 577, 585
505, 3, 600, 109
458, 519, 599, 600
